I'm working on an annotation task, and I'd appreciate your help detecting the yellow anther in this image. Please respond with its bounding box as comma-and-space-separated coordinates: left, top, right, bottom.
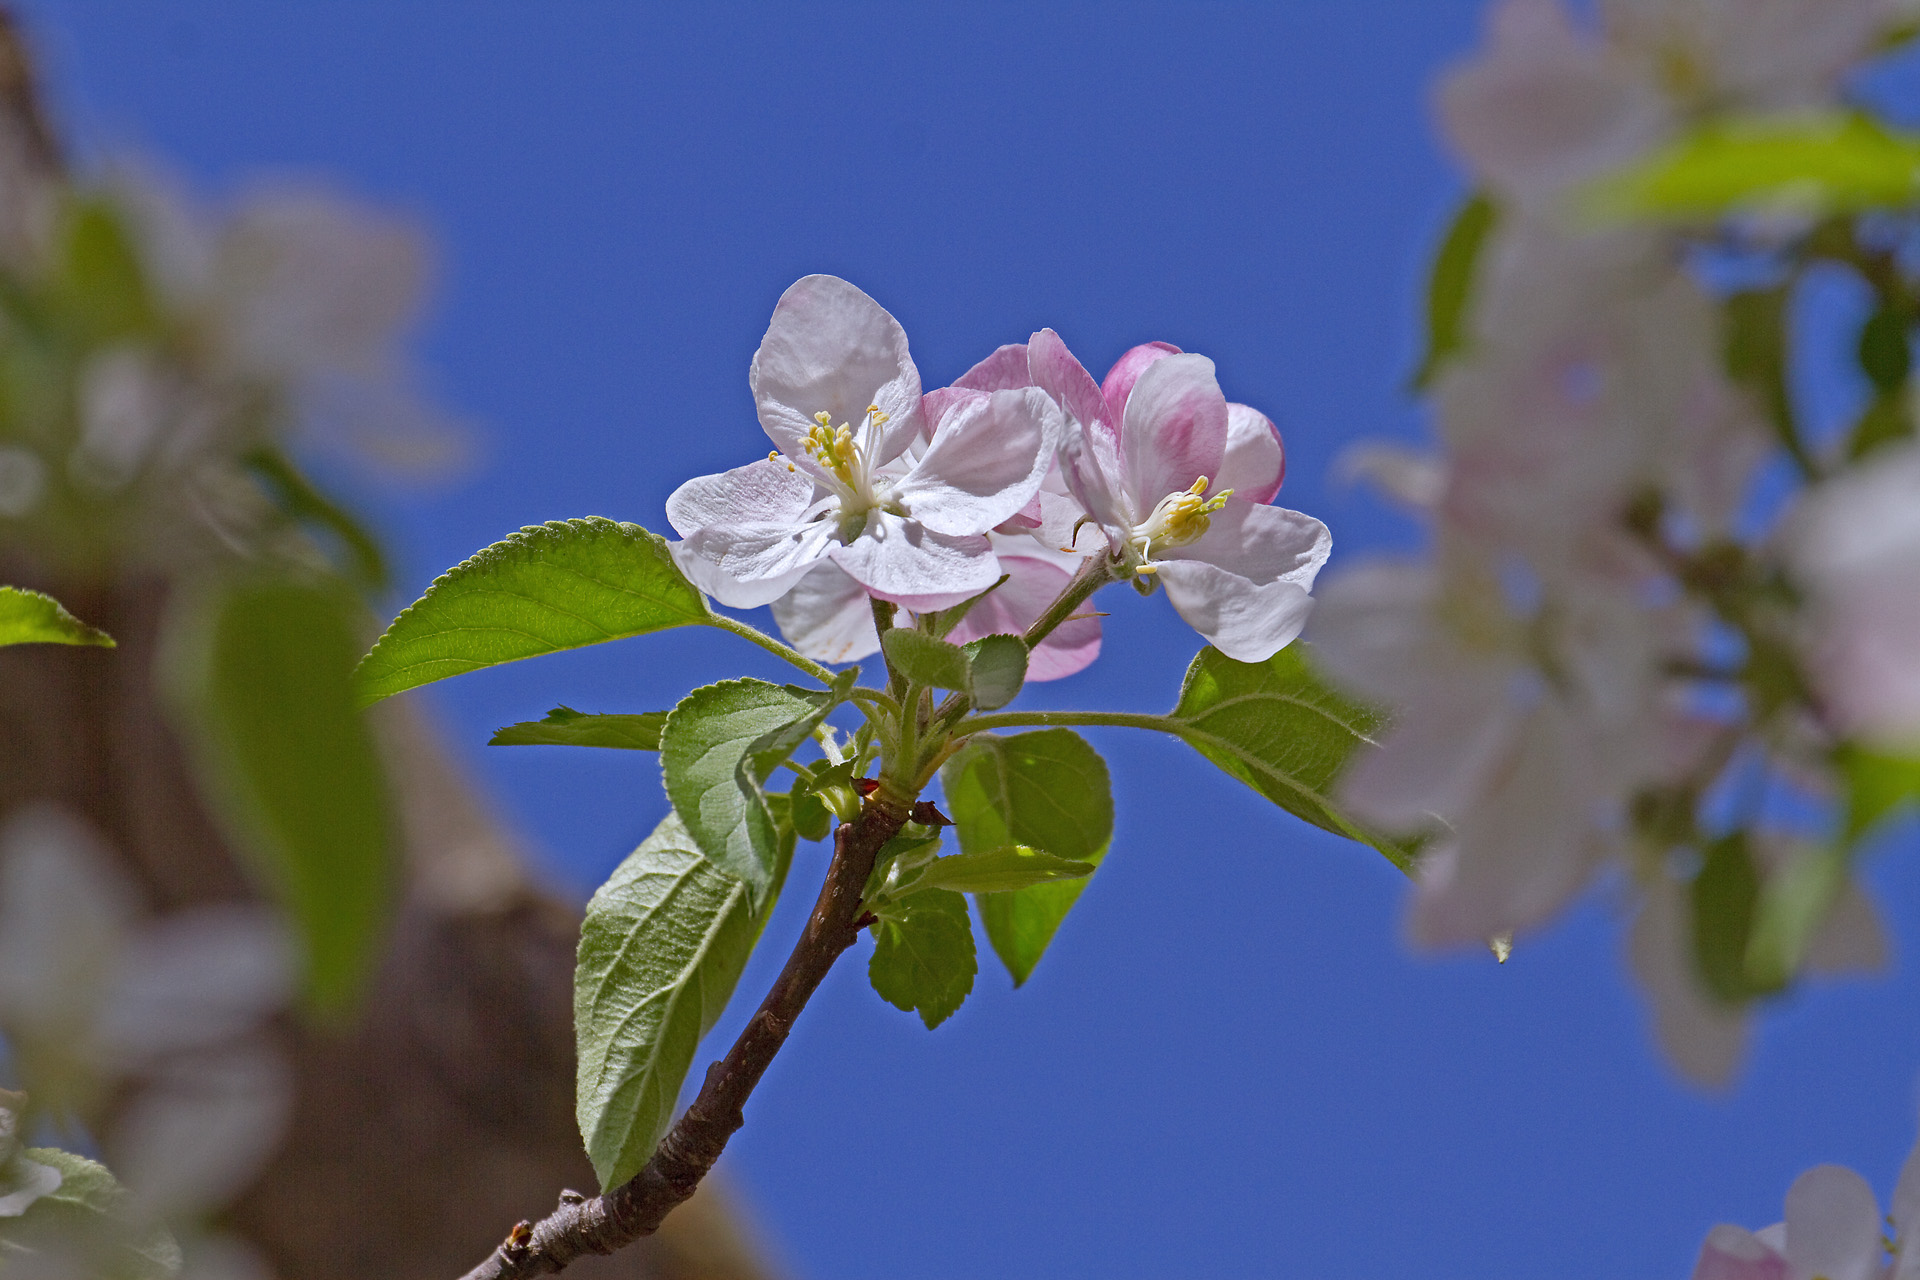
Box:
867, 403, 890, 427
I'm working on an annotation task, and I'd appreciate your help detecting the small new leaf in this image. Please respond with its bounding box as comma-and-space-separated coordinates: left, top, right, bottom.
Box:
961, 633, 1027, 711
941, 729, 1112, 986
490, 706, 667, 751
0, 586, 114, 648
2, 1147, 182, 1278
1170, 643, 1416, 872
575, 812, 785, 1192
355, 518, 711, 706
868, 888, 976, 1029
907, 845, 1094, 896
882, 628, 971, 692
660, 678, 835, 903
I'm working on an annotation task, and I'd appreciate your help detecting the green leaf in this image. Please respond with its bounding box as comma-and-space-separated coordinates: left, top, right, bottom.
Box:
961, 634, 1027, 711
786, 788, 833, 843
3, 1147, 181, 1278
882, 628, 972, 691
164, 577, 394, 1013
490, 706, 667, 751
1848, 391, 1913, 461
941, 728, 1112, 986
0, 586, 114, 648
1840, 746, 1920, 842
868, 888, 976, 1029
574, 810, 788, 1192
1585, 112, 1920, 220
1412, 192, 1496, 389
906, 845, 1094, 895
1169, 643, 1416, 871
354, 518, 711, 705
660, 678, 834, 904
56, 198, 158, 343
1722, 287, 1801, 459
1689, 834, 1773, 1004
1858, 305, 1912, 394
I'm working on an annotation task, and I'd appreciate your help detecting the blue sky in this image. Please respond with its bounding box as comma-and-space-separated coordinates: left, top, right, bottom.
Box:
25, 4, 1920, 1276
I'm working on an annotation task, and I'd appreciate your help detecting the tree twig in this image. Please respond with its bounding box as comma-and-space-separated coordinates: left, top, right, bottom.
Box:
457, 790, 911, 1280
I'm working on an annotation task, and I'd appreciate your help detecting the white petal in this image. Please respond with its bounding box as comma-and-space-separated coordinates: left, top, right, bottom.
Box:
1890, 1131, 1920, 1279
97, 907, 294, 1066
1803, 877, 1891, 977
771, 560, 882, 664
1120, 352, 1227, 514
0, 1158, 61, 1217
828, 512, 1000, 611
1161, 499, 1329, 588
1783, 1165, 1884, 1280
112, 1045, 291, 1221
0, 806, 135, 1033
1218, 403, 1286, 505
749, 275, 924, 473
953, 343, 1032, 392
1155, 558, 1315, 664
673, 516, 835, 609
1339, 679, 1518, 833
666, 457, 819, 537
895, 387, 1062, 537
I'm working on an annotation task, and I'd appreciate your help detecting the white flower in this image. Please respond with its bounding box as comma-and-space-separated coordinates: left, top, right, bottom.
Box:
1691, 1158, 1900, 1280
669, 277, 1061, 611
1787, 440, 1920, 747
1027, 330, 1329, 663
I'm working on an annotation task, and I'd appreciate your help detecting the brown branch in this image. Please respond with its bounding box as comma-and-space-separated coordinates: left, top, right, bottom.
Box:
457, 790, 911, 1280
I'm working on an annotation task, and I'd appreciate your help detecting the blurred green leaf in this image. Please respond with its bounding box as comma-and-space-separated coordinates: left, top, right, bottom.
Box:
1689, 834, 1775, 1004
166, 577, 393, 1013
0, 586, 113, 648
354, 518, 711, 705
1169, 644, 1416, 872
1722, 286, 1808, 467
1412, 192, 1496, 389
55, 197, 157, 343
490, 706, 666, 751
868, 888, 975, 1030
1858, 305, 1912, 394
960, 633, 1027, 711
1586, 112, 1920, 219
574, 809, 788, 1192
941, 728, 1112, 986
1745, 843, 1847, 991
1840, 745, 1920, 841
904, 845, 1094, 896
1848, 391, 1913, 460
244, 448, 391, 591
660, 678, 834, 905
3, 1147, 182, 1279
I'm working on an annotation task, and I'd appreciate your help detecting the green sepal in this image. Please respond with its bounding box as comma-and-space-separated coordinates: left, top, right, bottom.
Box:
868, 888, 976, 1030
490, 706, 667, 751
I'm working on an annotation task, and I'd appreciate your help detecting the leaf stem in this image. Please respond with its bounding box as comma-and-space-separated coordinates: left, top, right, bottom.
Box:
707, 613, 838, 686
1022, 554, 1115, 651
954, 709, 1177, 736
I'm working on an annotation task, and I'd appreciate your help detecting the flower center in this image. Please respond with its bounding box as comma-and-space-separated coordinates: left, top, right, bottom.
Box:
1128, 476, 1231, 574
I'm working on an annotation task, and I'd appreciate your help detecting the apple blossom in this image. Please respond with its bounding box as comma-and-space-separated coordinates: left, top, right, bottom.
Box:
1690, 1158, 1904, 1280
1024, 330, 1329, 663
668, 276, 1061, 612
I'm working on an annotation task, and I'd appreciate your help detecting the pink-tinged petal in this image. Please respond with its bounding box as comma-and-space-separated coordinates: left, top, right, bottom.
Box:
1100, 341, 1180, 424
1058, 422, 1127, 547
921, 386, 984, 440
749, 274, 925, 475
946, 553, 1101, 681
1784, 1166, 1884, 1280
1628, 875, 1752, 1088
828, 511, 999, 611
1027, 328, 1112, 436
770, 560, 881, 664
673, 517, 834, 610
954, 343, 1032, 392
666, 458, 819, 538
1690, 1225, 1787, 1280
1218, 403, 1287, 504
1120, 352, 1228, 512
1154, 499, 1330, 664
895, 387, 1063, 537
1339, 679, 1517, 833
